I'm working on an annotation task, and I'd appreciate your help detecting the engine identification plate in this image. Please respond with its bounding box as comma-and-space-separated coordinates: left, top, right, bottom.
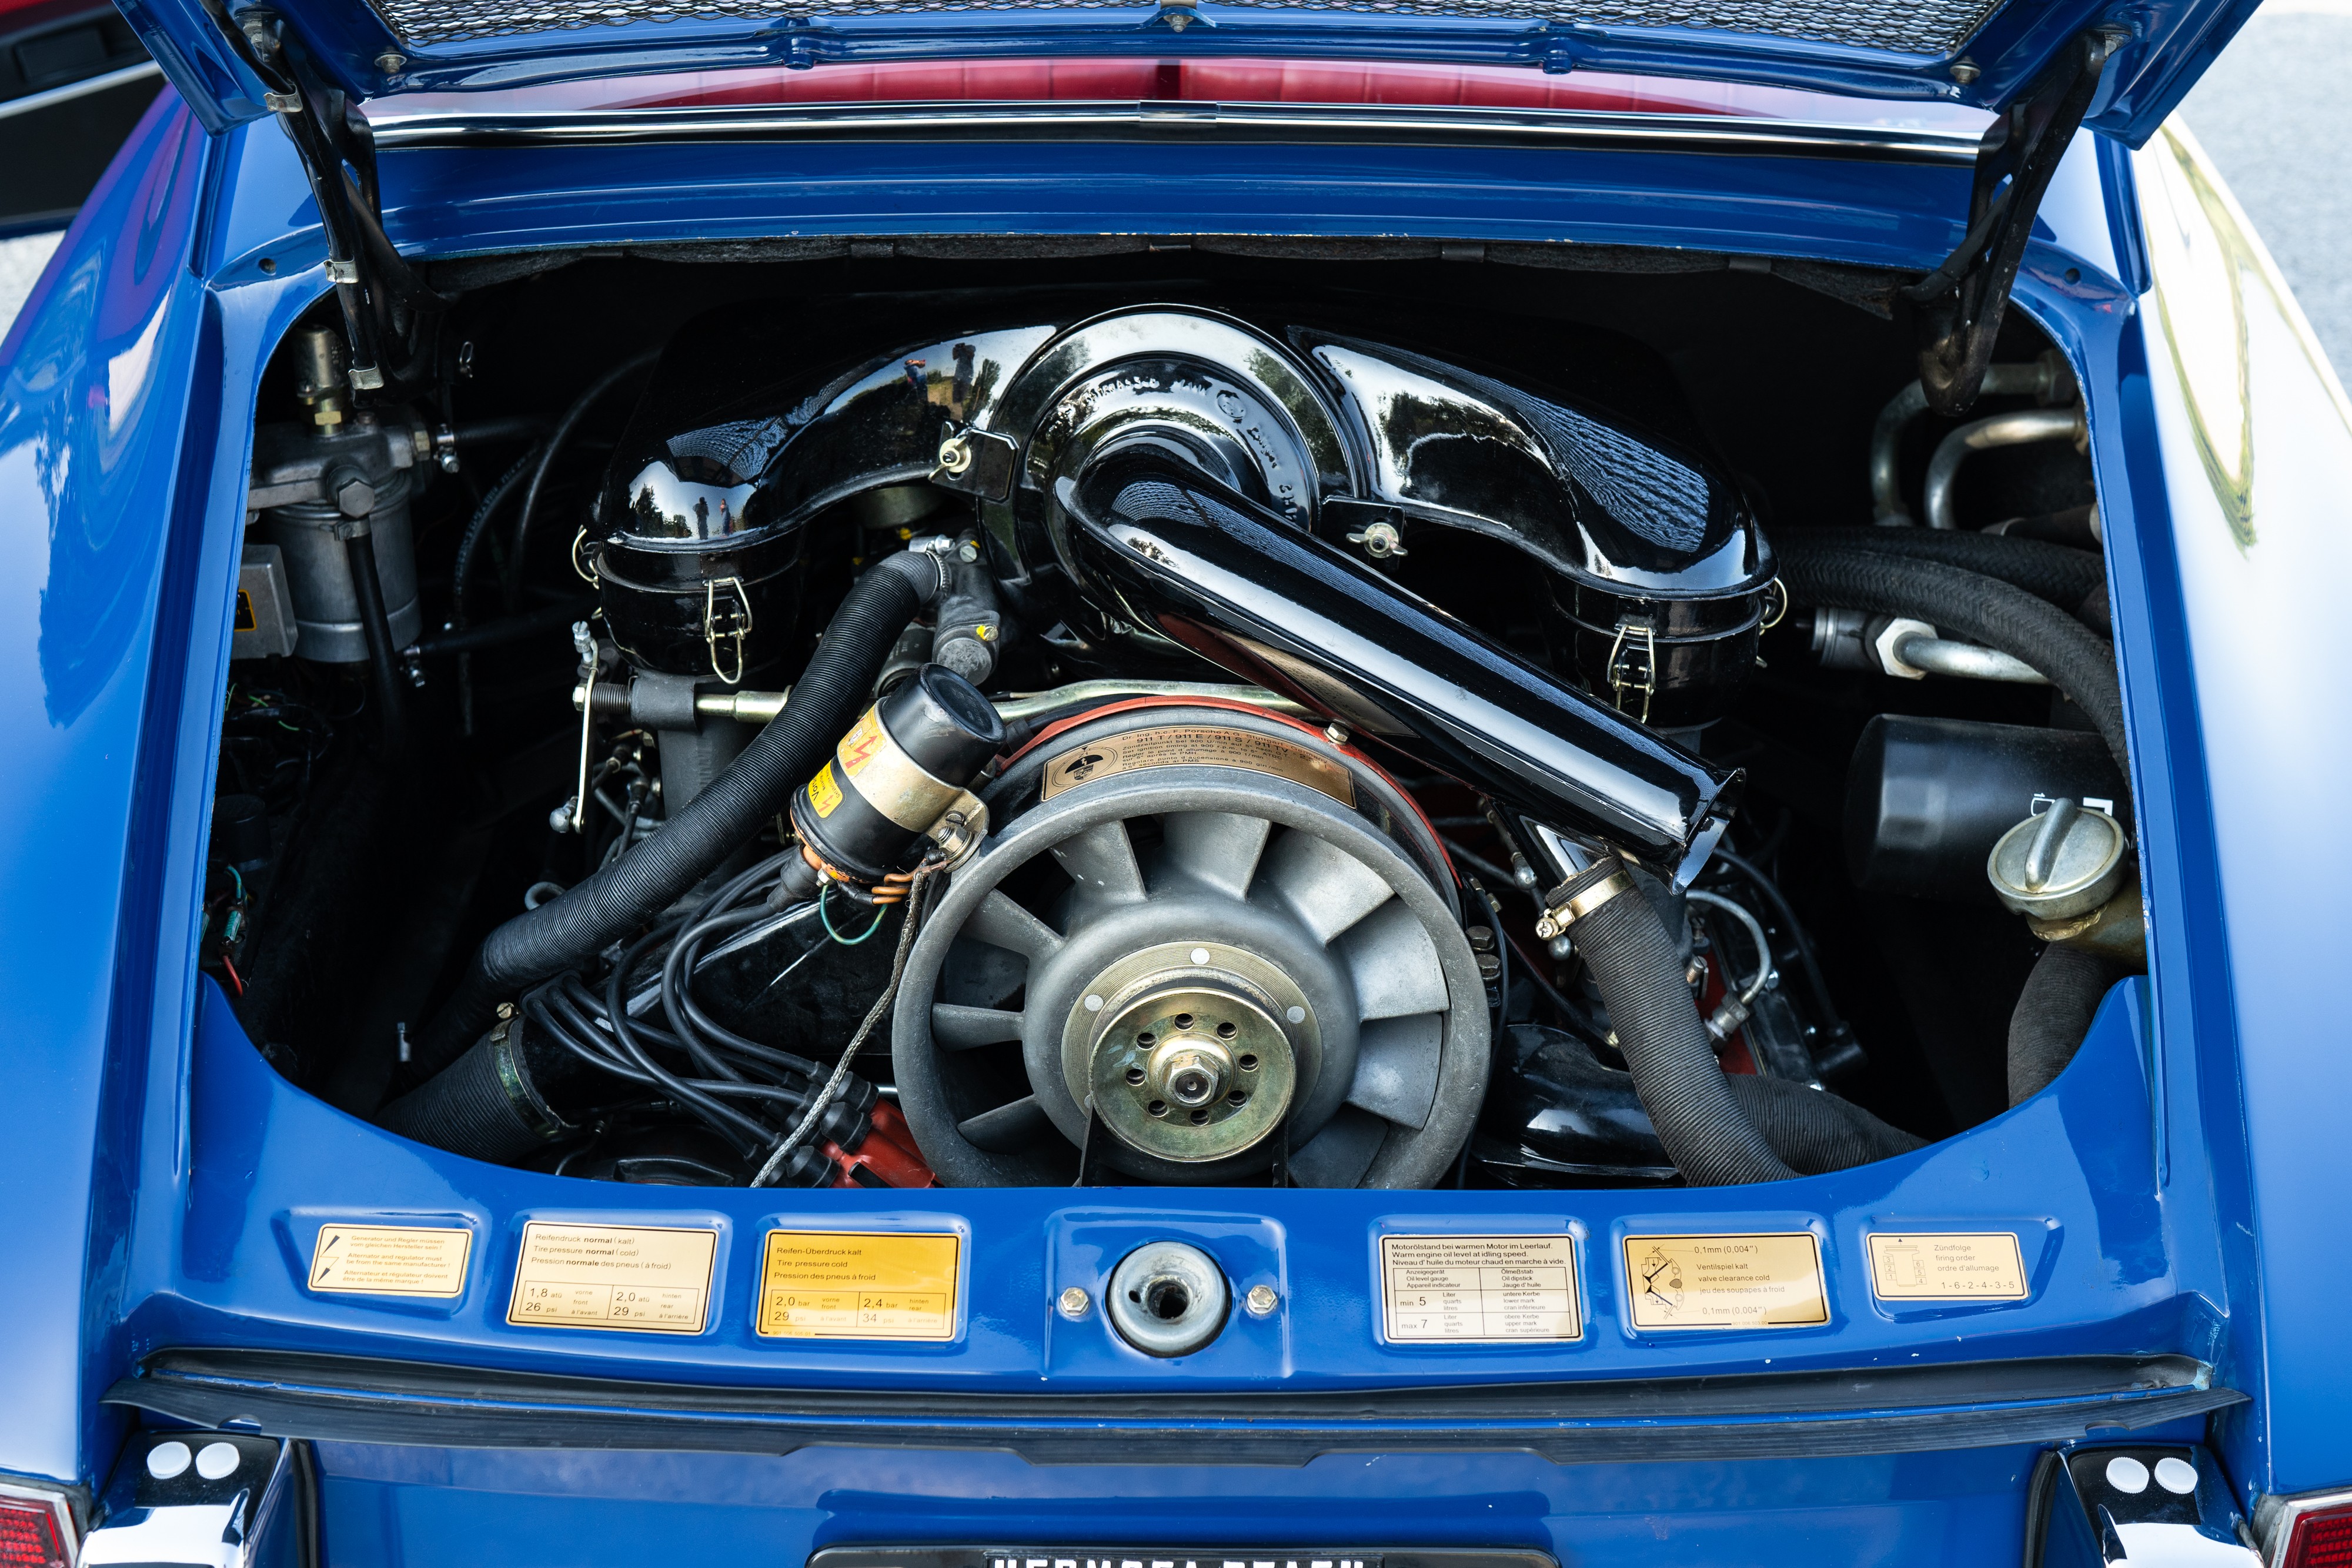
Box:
506, 1221, 716, 1333
1378, 1233, 1581, 1343
1864, 1232, 2029, 1300
1621, 1232, 1829, 1330
1041, 724, 1355, 805
306, 1223, 470, 1298
756, 1229, 961, 1340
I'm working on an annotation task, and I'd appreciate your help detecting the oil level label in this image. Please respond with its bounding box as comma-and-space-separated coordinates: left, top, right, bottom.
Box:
1041, 725, 1355, 805
757, 1229, 961, 1340
506, 1221, 716, 1333
1865, 1232, 2029, 1300
307, 1224, 471, 1298
1622, 1233, 1829, 1330
1379, 1233, 1581, 1342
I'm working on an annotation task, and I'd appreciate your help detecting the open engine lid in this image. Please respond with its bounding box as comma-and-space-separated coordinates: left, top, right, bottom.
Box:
120, 0, 2254, 143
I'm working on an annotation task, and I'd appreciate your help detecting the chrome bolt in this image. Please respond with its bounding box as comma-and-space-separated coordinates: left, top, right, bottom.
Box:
1058, 1286, 1091, 1319
1245, 1284, 1279, 1317
376, 49, 406, 73
1950, 57, 1980, 83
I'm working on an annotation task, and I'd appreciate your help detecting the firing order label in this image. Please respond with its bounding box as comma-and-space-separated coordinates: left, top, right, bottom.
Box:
1865, 1232, 2029, 1300
1379, 1233, 1581, 1342
506, 1221, 716, 1333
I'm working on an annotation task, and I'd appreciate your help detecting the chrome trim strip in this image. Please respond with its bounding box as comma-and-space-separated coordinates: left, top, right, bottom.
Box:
0, 60, 162, 123
367, 99, 1982, 162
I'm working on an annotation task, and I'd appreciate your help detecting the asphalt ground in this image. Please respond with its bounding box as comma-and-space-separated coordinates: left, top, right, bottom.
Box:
2176, 0, 2352, 382
0, 11, 2342, 365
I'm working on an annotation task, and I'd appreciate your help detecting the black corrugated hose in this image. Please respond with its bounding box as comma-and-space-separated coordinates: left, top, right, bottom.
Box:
2009, 945, 2126, 1106
1727, 1074, 1924, 1174
400, 550, 947, 1083
1777, 527, 2105, 608
1775, 542, 2129, 776
1557, 858, 1796, 1185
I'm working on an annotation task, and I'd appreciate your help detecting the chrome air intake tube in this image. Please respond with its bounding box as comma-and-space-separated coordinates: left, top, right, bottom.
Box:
1051, 447, 1741, 877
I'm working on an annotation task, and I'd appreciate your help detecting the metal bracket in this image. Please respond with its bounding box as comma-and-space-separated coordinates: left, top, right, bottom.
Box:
1902, 28, 2126, 415
205, 5, 447, 398
703, 576, 754, 686
1605, 616, 1658, 724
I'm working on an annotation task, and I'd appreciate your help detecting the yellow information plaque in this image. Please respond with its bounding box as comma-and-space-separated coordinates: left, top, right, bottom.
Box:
506, 1221, 716, 1333
757, 1229, 961, 1340
1379, 1233, 1581, 1343
1622, 1232, 1829, 1330
1865, 1232, 2029, 1300
307, 1224, 471, 1298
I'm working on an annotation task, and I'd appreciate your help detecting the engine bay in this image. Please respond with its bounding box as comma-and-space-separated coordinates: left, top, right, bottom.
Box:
210, 245, 2133, 1195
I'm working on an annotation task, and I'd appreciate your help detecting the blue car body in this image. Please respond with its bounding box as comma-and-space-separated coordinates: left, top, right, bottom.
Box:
6, 0, 2351, 1552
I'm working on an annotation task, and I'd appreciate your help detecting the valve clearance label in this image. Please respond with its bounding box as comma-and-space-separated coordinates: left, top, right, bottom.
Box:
1379, 1233, 1581, 1343
506, 1222, 716, 1333
307, 1224, 471, 1298
1041, 725, 1355, 806
1621, 1233, 1829, 1330
757, 1229, 961, 1340
1865, 1232, 2028, 1300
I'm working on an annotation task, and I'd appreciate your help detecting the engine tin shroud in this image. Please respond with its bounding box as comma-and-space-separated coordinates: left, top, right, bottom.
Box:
617, 296, 1753, 870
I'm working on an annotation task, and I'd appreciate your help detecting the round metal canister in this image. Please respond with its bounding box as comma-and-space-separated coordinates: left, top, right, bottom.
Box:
259, 466, 422, 663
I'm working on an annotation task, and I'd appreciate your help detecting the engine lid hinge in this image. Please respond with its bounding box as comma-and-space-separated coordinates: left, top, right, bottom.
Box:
201, 0, 448, 400
1902, 27, 2128, 416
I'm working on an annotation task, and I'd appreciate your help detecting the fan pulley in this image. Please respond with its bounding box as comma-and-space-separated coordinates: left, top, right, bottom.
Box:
891, 704, 1489, 1187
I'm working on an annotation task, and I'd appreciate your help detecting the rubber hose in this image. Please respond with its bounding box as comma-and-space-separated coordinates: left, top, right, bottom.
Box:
505, 349, 661, 614
377, 1022, 553, 1163
2009, 945, 2124, 1105
407, 551, 947, 1076
345, 531, 407, 758
1775, 546, 2129, 775
1560, 858, 1796, 1185
1726, 1074, 1924, 1174
1776, 527, 2105, 608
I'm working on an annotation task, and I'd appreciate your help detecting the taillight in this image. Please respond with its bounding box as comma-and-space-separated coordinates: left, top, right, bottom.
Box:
0, 1486, 73, 1568
2281, 1497, 2352, 1568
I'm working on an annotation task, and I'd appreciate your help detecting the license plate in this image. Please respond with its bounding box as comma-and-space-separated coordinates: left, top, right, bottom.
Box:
813, 1549, 1557, 1568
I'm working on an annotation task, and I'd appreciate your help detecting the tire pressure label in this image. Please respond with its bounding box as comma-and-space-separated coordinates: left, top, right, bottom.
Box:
757, 1229, 961, 1340
1379, 1233, 1581, 1342
506, 1222, 716, 1333
1041, 725, 1355, 805
1621, 1233, 1828, 1330
307, 1224, 471, 1298
1865, 1232, 2028, 1300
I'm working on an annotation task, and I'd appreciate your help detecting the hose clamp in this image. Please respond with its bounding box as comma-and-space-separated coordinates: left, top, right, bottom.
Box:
1534, 864, 1636, 938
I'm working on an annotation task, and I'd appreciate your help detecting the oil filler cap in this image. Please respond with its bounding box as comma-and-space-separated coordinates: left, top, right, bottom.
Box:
1987, 797, 2127, 920
1105, 1241, 1230, 1357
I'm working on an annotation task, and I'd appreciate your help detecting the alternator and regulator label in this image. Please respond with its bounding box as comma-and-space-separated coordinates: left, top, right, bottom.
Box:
506, 1221, 717, 1333
1041, 725, 1355, 805
1621, 1232, 1829, 1330
306, 1223, 471, 1298
756, 1229, 962, 1340
1379, 1233, 1581, 1342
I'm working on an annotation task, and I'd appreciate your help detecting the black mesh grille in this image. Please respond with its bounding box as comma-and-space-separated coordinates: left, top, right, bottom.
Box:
372, 0, 2000, 55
